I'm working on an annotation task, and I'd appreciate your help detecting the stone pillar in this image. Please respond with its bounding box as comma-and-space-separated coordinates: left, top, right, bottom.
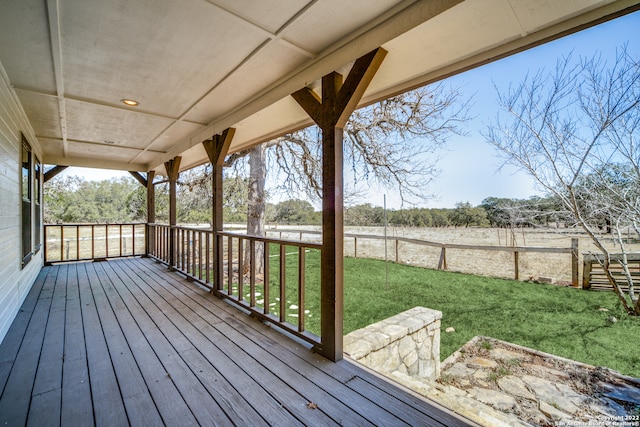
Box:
344, 306, 442, 380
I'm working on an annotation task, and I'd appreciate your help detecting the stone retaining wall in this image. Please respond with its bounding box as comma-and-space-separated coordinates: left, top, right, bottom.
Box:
343, 306, 442, 380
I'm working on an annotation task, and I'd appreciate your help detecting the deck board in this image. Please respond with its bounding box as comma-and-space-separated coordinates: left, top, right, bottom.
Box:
125, 260, 405, 426
62, 262, 94, 426
85, 262, 164, 427
0, 267, 49, 393
0, 267, 57, 425
0, 257, 473, 426
125, 263, 366, 426
77, 263, 129, 427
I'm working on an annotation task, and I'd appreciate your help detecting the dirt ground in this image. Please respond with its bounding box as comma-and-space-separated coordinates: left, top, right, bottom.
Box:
438, 336, 640, 426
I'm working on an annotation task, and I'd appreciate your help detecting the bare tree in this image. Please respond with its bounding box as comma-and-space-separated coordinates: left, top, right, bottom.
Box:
273, 82, 471, 201
228, 82, 471, 272
485, 45, 640, 315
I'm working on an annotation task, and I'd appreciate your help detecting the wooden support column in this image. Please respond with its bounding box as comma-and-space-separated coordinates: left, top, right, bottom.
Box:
203, 128, 235, 292
164, 157, 181, 269
146, 171, 156, 256
292, 48, 386, 361
128, 171, 156, 256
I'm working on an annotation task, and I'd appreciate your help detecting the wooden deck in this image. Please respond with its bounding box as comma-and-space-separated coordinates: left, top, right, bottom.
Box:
0, 257, 471, 426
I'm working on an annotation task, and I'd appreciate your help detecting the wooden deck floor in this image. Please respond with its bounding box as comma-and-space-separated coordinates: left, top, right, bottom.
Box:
0, 257, 471, 426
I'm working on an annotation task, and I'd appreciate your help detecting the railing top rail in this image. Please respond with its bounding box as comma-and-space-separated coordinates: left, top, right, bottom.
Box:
45, 222, 146, 227
583, 252, 640, 262
219, 230, 323, 249
149, 223, 212, 232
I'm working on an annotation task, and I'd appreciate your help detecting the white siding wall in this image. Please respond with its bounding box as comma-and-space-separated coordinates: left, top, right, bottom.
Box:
0, 62, 43, 343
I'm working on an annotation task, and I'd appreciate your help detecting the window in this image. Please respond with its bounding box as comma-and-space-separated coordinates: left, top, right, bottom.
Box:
21, 135, 34, 268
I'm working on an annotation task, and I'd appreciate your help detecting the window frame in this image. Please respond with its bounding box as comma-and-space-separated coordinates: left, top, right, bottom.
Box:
20, 134, 34, 268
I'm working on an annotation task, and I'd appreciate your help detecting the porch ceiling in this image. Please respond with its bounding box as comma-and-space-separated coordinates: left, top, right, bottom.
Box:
1, 0, 638, 175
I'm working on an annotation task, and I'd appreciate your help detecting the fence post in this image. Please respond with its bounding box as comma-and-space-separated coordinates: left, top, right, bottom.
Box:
571, 238, 579, 287
437, 246, 447, 270
354, 237, 358, 258
582, 254, 592, 290
514, 250, 519, 280
395, 239, 399, 263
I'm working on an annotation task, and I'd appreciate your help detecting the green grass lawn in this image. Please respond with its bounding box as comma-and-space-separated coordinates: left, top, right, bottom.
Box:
342, 257, 640, 378
247, 248, 639, 377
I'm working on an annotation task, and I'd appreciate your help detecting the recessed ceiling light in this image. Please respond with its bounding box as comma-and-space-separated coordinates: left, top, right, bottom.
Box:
121, 99, 139, 107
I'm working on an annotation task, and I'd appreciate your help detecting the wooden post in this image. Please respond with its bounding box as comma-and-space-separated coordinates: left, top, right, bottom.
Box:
514, 250, 520, 280
437, 246, 447, 270
395, 239, 399, 263
203, 128, 235, 292
582, 255, 592, 290
164, 157, 181, 269
571, 237, 579, 287
146, 171, 156, 256
129, 171, 156, 256
292, 48, 387, 362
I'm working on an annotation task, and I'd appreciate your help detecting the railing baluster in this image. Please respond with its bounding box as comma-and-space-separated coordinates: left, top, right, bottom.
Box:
178, 229, 183, 270
186, 229, 191, 273
197, 231, 203, 280
250, 240, 256, 307
183, 229, 187, 270
279, 244, 286, 323
205, 232, 210, 284
198, 231, 202, 279
227, 236, 233, 295
263, 242, 270, 315
238, 238, 244, 301
190, 230, 195, 275
298, 247, 305, 332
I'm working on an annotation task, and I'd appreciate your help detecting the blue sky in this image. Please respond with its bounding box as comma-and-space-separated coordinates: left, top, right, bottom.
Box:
369, 9, 640, 209
62, 10, 640, 209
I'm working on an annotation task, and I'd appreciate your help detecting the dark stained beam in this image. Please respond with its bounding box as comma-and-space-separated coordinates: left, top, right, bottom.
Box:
43, 165, 68, 183
292, 48, 386, 362
164, 157, 181, 268
128, 171, 147, 187
292, 48, 387, 128
203, 128, 235, 292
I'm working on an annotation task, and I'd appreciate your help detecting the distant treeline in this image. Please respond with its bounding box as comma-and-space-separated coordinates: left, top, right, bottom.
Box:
343, 196, 566, 228
45, 175, 567, 228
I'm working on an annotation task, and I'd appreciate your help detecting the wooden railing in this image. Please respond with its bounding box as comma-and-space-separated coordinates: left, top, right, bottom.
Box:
267, 229, 580, 286
148, 224, 323, 347
44, 223, 146, 264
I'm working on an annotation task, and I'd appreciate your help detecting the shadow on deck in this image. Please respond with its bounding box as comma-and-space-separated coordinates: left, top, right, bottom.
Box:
0, 257, 471, 426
